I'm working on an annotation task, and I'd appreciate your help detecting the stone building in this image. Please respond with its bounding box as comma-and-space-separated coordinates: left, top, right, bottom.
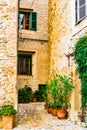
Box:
0, 0, 18, 108
48, 0, 87, 121
0, 0, 48, 107
18, 0, 49, 91
0, 0, 87, 122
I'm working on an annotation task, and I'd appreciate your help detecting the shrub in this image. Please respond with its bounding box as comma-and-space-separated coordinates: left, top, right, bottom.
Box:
0, 105, 17, 116
32, 85, 47, 102
74, 36, 87, 108
38, 85, 47, 102
46, 74, 74, 109
32, 90, 40, 101
18, 85, 33, 103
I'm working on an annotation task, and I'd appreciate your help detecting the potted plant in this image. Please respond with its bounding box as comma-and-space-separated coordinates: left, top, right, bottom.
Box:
18, 85, 33, 103
46, 74, 74, 119
38, 85, 47, 102
51, 101, 60, 116
0, 104, 17, 129
32, 90, 40, 102
56, 75, 74, 119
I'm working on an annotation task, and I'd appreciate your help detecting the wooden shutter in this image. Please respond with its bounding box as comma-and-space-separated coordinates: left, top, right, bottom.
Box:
30, 55, 32, 75
30, 12, 37, 31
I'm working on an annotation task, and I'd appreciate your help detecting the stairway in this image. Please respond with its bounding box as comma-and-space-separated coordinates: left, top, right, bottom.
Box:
17, 102, 46, 124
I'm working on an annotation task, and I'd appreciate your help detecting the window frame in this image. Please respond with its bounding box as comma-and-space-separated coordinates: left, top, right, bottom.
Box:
18, 9, 37, 31
18, 53, 32, 76
75, 0, 87, 24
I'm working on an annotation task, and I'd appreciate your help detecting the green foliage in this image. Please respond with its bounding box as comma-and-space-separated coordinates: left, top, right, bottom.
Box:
32, 85, 47, 102
46, 74, 74, 108
32, 90, 40, 100
18, 85, 33, 103
51, 101, 60, 109
74, 36, 87, 108
0, 105, 17, 116
38, 85, 47, 102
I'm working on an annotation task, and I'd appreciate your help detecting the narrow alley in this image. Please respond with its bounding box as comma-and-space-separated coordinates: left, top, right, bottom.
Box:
13, 103, 87, 130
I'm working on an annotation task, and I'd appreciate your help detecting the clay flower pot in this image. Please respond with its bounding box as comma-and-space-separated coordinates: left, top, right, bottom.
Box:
57, 109, 67, 119
48, 107, 53, 114
52, 108, 58, 116
0, 104, 17, 129
32, 98, 37, 102
2, 115, 15, 129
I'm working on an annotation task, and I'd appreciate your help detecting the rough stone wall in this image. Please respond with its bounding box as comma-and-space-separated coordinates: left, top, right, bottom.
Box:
18, 0, 49, 91
0, 0, 18, 107
48, 0, 87, 121
48, 0, 72, 74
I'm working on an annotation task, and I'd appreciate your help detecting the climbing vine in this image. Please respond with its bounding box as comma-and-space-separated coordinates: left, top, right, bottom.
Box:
74, 36, 87, 108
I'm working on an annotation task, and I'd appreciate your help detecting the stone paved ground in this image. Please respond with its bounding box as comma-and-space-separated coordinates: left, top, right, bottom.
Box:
13, 110, 87, 130
0, 103, 87, 130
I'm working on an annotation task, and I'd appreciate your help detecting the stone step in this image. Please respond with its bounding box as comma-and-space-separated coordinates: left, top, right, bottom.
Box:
18, 102, 45, 117
18, 102, 45, 111
0, 102, 46, 129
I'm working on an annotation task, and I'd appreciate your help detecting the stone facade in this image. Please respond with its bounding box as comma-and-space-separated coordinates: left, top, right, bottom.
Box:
48, 0, 87, 121
1, 0, 87, 123
18, 0, 49, 90
0, 0, 18, 107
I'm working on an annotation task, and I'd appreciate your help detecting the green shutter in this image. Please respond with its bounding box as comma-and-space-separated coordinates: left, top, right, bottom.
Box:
18, 6, 20, 29
30, 12, 37, 31
30, 55, 32, 75
18, 11, 19, 28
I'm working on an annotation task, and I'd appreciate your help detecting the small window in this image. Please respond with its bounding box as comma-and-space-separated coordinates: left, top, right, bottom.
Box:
18, 53, 32, 75
75, 0, 86, 23
18, 9, 37, 31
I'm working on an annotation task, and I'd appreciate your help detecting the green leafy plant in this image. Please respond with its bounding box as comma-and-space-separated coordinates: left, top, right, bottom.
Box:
32, 85, 47, 102
46, 74, 74, 109
74, 36, 87, 108
32, 90, 39, 101
0, 105, 17, 116
18, 85, 33, 103
38, 85, 47, 102
51, 101, 60, 109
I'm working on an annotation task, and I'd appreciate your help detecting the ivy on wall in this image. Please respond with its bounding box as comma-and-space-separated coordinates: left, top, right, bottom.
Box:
74, 36, 87, 108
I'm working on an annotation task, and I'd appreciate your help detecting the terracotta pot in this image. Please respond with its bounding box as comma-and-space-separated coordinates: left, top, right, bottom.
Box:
57, 109, 67, 119
48, 107, 53, 114
52, 108, 58, 116
70, 71, 73, 77
2, 115, 15, 129
32, 98, 37, 102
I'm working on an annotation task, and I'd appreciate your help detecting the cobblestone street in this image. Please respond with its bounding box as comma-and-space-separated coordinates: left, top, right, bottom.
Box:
0, 103, 87, 130
13, 103, 87, 130
14, 112, 87, 130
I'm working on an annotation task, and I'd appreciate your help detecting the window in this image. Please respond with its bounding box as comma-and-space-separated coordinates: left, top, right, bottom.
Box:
18, 53, 32, 75
75, 0, 87, 23
18, 9, 37, 31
